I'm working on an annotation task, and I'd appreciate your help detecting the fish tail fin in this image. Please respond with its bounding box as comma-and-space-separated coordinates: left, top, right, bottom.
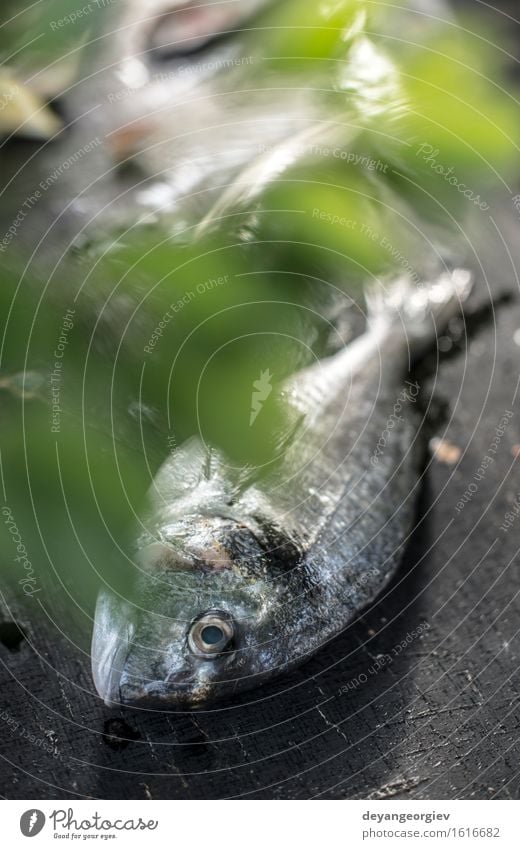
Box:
365, 267, 473, 358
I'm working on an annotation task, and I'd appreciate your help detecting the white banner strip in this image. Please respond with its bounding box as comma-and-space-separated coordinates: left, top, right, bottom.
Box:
1, 800, 519, 848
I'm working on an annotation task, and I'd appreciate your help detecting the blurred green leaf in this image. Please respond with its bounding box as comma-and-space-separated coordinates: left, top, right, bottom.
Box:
0, 0, 518, 616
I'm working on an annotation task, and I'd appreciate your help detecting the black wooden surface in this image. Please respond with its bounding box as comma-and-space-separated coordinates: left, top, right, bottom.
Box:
1, 2, 520, 802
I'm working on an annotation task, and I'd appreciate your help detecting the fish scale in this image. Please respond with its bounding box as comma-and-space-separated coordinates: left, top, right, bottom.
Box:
92, 268, 472, 708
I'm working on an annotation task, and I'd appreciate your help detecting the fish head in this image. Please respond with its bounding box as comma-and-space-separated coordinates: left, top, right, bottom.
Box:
92, 523, 294, 709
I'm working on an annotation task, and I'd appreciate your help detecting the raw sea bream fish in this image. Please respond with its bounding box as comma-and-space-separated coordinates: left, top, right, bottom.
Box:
92, 269, 472, 708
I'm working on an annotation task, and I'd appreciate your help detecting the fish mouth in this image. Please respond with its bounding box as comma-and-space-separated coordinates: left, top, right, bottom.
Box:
119, 676, 213, 709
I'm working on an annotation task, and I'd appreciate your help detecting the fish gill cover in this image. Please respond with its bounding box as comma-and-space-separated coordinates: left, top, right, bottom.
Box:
0, 0, 517, 613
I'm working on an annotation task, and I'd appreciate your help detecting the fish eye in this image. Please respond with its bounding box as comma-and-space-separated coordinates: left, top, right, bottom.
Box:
200, 625, 224, 645
188, 610, 234, 658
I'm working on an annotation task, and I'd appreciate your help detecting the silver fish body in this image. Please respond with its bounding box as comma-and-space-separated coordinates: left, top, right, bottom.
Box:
92, 268, 472, 708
